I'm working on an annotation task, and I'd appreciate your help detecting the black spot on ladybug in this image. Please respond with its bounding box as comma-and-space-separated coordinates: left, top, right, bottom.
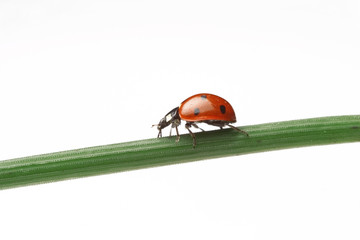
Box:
220, 105, 226, 114
194, 108, 200, 115
201, 95, 207, 100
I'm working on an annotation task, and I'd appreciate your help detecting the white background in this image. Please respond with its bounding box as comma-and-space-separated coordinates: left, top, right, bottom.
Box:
0, 0, 359, 239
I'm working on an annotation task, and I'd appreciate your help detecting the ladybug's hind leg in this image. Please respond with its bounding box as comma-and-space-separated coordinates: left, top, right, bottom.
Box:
227, 124, 249, 137
191, 123, 205, 132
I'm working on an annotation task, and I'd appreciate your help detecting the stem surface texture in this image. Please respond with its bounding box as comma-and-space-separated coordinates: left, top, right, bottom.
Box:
1, 115, 359, 190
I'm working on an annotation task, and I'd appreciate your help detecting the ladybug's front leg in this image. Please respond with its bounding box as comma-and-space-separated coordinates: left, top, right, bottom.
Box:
157, 129, 162, 138
169, 125, 180, 142
170, 122, 181, 142
175, 126, 180, 142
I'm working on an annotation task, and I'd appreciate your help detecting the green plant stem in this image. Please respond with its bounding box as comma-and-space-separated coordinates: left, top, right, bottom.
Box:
1, 115, 359, 190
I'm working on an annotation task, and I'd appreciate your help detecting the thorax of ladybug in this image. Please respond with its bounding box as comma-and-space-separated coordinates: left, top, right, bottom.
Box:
153, 93, 248, 148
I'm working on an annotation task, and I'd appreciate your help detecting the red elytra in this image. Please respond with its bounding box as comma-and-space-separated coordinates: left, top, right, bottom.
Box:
153, 93, 248, 148
179, 93, 237, 122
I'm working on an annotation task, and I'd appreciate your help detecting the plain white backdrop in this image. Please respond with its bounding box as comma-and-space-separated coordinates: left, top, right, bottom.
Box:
0, 0, 359, 239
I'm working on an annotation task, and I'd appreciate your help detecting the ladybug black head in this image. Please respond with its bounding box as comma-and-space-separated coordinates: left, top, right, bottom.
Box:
152, 107, 180, 138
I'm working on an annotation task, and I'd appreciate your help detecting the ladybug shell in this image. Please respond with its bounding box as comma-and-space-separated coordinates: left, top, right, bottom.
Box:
179, 93, 237, 122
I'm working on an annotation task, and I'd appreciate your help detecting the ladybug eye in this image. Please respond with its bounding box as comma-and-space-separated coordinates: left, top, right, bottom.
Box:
165, 113, 173, 122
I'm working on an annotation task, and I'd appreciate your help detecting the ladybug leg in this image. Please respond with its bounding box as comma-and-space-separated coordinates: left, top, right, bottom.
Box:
185, 122, 196, 148
169, 125, 180, 142
170, 121, 181, 142
192, 123, 205, 132
227, 124, 249, 137
175, 126, 180, 142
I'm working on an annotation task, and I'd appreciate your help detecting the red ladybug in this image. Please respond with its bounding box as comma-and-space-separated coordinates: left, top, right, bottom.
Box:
153, 93, 248, 147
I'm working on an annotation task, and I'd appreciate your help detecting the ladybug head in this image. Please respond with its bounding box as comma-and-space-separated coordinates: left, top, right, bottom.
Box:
152, 107, 181, 138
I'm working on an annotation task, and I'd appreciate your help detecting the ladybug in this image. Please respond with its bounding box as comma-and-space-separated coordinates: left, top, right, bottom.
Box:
153, 93, 249, 147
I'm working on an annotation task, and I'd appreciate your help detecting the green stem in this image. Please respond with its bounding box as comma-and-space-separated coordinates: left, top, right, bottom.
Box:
1, 115, 359, 190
